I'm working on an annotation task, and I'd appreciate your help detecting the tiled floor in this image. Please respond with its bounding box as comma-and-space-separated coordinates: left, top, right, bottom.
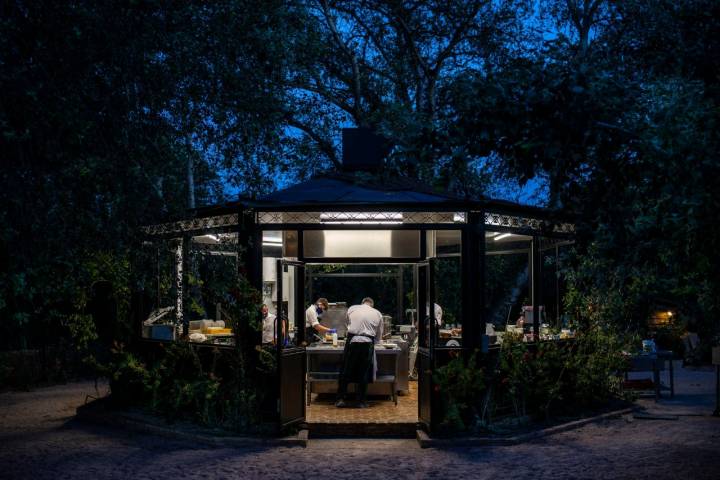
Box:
307, 380, 418, 424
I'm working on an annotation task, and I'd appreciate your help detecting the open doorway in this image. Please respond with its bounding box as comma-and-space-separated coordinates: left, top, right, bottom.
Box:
261, 227, 462, 431
303, 263, 418, 426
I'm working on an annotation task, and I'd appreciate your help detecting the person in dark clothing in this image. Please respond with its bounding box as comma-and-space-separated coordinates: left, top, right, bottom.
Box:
336, 297, 383, 408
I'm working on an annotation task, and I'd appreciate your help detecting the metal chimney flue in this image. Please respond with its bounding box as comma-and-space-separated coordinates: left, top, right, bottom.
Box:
341, 128, 391, 172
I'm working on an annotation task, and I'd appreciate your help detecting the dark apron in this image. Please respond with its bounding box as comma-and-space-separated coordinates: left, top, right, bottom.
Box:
305, 326, 318, 344
340, 333, 375, 384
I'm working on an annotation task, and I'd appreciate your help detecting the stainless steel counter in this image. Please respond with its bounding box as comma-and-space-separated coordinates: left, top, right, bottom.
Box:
306, 342, 408, 399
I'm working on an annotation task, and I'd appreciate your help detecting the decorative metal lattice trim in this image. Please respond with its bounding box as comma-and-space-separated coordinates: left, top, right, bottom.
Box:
484, 212, 575, 234
256, 211, 467, 224
189, 242, 239, 254
142, 214, 239, 236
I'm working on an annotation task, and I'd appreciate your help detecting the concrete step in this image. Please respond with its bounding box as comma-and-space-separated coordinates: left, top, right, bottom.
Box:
307, 422, 417, 437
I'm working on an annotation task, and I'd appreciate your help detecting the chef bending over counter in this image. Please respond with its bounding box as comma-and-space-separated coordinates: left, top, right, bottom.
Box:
335, 297, 383, 408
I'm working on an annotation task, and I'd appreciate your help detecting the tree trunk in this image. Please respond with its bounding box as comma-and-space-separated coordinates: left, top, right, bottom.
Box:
186, 138, 195, 210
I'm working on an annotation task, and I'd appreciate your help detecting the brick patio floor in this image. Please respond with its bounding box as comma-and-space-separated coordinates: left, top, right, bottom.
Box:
307, 380, 418, 424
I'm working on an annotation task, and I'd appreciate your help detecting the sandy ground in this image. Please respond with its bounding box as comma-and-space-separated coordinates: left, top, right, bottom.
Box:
1, 362, 718, 480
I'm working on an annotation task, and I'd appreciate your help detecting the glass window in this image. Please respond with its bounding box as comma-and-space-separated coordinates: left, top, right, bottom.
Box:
427, 230, 462, 347
485, 231, 532, 339
141, 238, 183, 341
183, 232, 238, 346
262, 231, 299, 346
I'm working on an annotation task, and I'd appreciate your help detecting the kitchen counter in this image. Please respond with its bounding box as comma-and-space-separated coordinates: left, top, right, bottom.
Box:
306, 342, 401, 353
306, 342, 407, 401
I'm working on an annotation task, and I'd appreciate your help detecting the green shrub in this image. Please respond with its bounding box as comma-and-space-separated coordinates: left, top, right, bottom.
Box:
433, 350, 485, 432
107, 347, 151, 407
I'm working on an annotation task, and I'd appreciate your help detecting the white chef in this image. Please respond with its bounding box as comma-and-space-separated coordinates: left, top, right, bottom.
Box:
261, 304, 278, 344
335, 297, 383, 408
305, 297, 331, 342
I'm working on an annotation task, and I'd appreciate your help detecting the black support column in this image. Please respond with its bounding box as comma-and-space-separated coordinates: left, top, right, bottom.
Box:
531, 236, 542, 340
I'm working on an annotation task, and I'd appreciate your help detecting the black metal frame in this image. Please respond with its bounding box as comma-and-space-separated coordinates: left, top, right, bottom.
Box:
276, 259, 306, 429
416, 260, 432, 429
140, 199, 575, 434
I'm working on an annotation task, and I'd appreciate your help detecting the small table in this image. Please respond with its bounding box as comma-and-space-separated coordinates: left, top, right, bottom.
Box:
625, 350, 674, 400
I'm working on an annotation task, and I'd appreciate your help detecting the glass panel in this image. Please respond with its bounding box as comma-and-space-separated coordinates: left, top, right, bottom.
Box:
434, 256, 462, 346
539, 239, 572, 332
485, 231, 532, 342
261, 231, 298, 345
279, 263, 299, 347
141, 238, 182, 341
417, 263, 431, 349
426, 230, 461, 256
303, 230, 420, 258
305, 264, 405, 337
186, 233, 238, 346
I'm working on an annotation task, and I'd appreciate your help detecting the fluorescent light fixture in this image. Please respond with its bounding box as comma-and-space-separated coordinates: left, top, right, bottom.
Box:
485, 231, 501, 238
320, 212, 403, 224
262, 236, 283, 247
262, 231, 283, 247
494, 233, 513, 241
203, 234, 219, 242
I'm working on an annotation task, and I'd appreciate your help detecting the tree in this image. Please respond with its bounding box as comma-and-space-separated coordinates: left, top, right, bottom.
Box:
283, 0, 530, 192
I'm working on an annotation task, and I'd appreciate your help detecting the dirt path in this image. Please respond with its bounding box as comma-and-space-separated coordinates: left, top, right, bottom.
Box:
1, 364, 718, 479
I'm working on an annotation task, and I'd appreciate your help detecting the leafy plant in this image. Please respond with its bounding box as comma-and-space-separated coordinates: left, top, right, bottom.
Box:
433, 350, 485, 432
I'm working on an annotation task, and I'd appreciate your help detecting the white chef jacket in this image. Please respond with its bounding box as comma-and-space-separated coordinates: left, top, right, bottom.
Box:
261, 313, 277, 344
305, 305, 321, 328
434, 303, 443, 326
346, 304, 383, 343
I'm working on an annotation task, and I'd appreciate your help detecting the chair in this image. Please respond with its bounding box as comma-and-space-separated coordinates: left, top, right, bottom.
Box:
682, 333, 701, 366
375, 374, 398, 406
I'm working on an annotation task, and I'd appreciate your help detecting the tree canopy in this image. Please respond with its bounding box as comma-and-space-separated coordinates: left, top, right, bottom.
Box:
1, 0, 719, 350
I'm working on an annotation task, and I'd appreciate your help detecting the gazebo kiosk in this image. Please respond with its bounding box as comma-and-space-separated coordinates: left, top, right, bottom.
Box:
140, 131, 575, 433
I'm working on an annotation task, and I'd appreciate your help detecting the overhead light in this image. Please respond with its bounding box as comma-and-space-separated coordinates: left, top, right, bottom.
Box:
667, 311, 673, 317
320, 212, 403, 224
202, 234, 219, 242
494, 233, 512, 241
262, 235, 283, 247
485, 231, 501, 238
453, 213, 466, 222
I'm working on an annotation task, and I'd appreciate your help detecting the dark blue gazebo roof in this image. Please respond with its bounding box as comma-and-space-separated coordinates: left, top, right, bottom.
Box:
251, 172, 467, 209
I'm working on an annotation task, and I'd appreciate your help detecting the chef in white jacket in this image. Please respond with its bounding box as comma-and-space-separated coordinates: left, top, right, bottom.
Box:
336, 297, 383, 408
261, 304, 278, 344
305, 297, 331, 342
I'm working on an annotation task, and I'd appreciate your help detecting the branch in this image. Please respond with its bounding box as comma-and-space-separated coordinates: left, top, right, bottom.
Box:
285, 116, 342, 169
319, 0, 363, 123
431, 2, 484, 76
287, 78, 356, 118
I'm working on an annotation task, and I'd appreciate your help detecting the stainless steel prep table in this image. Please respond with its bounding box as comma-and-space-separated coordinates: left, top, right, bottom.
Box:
306, 343, 403, 404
